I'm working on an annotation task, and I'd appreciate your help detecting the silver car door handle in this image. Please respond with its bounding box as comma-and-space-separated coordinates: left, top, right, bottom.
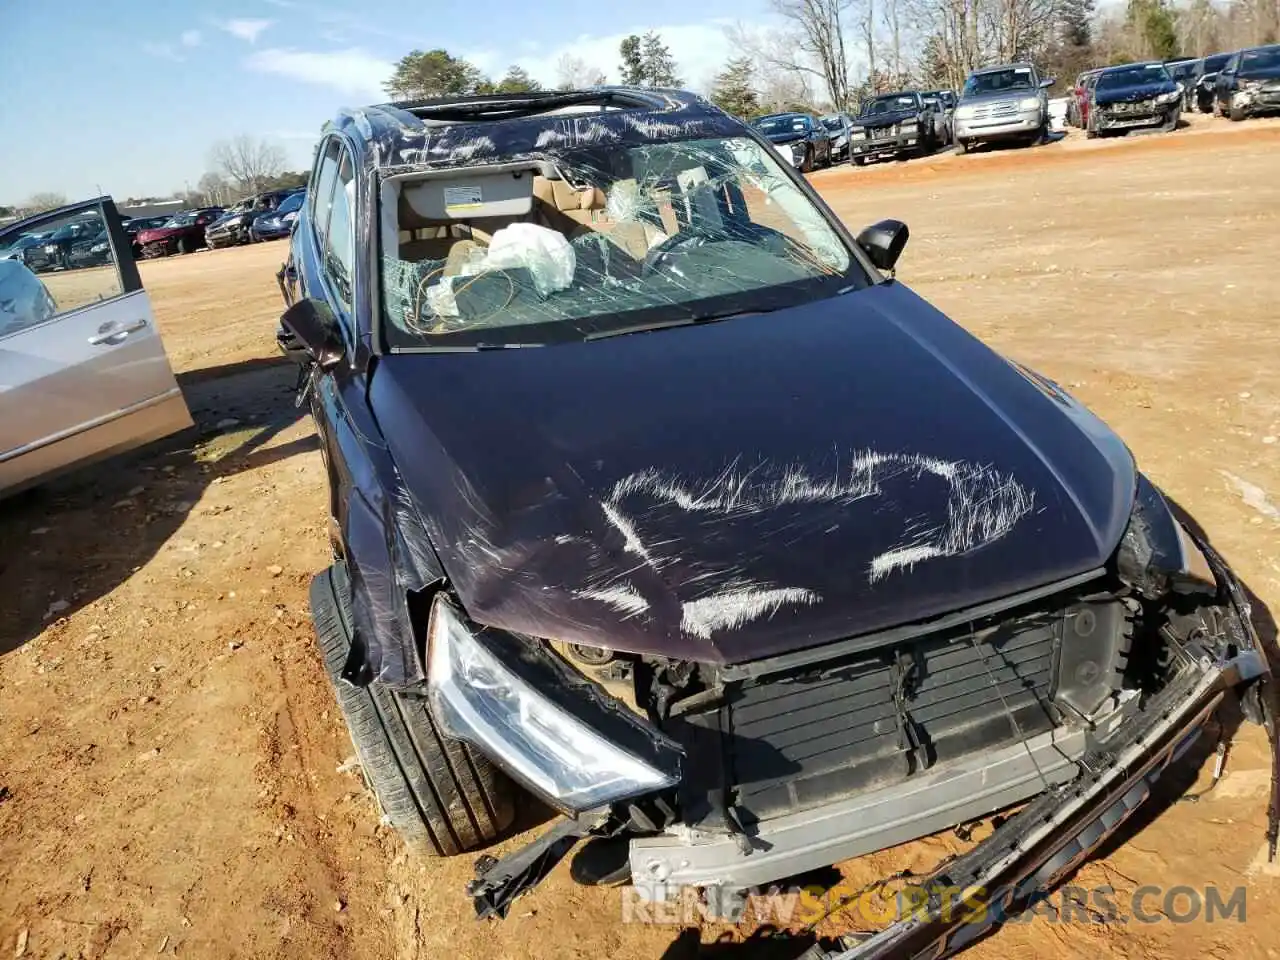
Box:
88, 318, 148, 345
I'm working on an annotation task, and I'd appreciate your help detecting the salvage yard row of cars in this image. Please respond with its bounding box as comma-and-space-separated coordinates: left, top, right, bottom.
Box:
2, 75, 1279, 960
0, 186, 307, 270
766, 42, 1280, 170
1066, 43, 1280, 134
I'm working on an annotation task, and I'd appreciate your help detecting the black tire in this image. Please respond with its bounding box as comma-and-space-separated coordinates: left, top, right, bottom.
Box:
852, 156, 866, 166
177, 237, 189, 255
1229, 104, 1246, 122
955, 138, 969, 154
309, 564, 517, 856
800, 146, 813, 173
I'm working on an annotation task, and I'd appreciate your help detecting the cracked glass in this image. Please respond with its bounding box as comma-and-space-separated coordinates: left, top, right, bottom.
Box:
379, 136, 865, 349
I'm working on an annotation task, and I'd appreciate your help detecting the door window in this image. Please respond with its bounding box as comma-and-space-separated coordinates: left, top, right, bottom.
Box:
311, 140, 342, 244
0, 205, 127, 338
324, 152, 356, 313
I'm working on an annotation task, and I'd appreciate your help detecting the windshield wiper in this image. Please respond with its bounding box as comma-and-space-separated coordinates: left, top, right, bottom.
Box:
583, 307, 780, 341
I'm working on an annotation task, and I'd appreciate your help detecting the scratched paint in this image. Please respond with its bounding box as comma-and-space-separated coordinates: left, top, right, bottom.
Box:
579, 451, 1036, 639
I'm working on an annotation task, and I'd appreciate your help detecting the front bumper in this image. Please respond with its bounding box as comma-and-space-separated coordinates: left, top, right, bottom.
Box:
1095, 103, 1177, 130
1233, 86, 1280, 115
830, 644, 1265, 958
850, 130, 919, 160
955, 107, 1042, 141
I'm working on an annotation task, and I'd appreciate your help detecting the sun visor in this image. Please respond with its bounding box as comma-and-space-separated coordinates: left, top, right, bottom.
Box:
401, 167, 536, 221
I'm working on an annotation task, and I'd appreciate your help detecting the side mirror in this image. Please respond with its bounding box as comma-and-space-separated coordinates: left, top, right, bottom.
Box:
856, 219, 909, 273
279, 297, 344, 369
1175, 81, 1185, 95
1039, 77, 1056, 88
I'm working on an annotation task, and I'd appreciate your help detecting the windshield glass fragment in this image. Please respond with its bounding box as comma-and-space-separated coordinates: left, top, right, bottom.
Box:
379, 136, 860, 349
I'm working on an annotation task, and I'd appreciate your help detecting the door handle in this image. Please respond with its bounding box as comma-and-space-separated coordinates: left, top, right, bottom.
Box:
88, 318, 148, 345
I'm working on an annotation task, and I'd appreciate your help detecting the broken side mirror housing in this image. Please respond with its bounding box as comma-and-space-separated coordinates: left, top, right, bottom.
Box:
280, 297, 344, 369
856, 219, 910, 273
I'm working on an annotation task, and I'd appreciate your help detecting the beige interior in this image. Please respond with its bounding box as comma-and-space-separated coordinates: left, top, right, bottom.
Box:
396, 174, 666, 272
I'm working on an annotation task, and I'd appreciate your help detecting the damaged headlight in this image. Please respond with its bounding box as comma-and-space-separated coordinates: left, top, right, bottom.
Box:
426, 597, 678, 811
1155, 90, 1180, 104
1117, 474, 1216, 596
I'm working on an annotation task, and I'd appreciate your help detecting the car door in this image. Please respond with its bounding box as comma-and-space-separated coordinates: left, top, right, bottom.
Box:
0, 197, 192, 496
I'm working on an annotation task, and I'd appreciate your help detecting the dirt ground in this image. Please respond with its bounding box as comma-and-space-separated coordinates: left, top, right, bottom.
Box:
2, 117, 1279, 960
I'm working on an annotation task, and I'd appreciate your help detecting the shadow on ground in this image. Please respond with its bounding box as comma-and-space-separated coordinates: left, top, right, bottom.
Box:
0, 356, 313, 655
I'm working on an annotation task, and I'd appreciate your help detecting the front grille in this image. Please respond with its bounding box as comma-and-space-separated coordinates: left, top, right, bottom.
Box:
712, 598, 1128, 823
969, 99, 1019, 121
1107, 100, 1155, 115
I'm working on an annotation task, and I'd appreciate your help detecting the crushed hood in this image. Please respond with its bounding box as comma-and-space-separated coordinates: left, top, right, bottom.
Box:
852, 109, 918, 129
373, 282, 1135, 664
1095, 81, 1177, 105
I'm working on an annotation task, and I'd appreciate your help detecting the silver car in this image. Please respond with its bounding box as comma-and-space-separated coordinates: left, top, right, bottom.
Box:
954, 62, 1055, 153
0, 198, 192, 497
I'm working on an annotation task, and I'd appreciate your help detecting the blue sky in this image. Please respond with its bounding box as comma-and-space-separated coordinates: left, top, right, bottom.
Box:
0, 0, 766, 203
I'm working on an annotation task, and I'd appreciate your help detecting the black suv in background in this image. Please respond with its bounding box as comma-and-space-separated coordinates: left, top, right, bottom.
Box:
849, 90, 941, 164
275, 86, 1272, 952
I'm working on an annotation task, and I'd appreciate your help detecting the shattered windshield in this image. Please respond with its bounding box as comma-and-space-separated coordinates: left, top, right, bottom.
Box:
963, 68, 1035, 96
380, 137, 861, 349
862, 95, 918, 115
1097, 63, 1171, 89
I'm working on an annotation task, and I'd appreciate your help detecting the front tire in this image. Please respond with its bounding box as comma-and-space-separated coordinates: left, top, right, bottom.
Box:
955, 138, 970, 154
1229, 104, 1246, 122
309, 564, 517, 856
800, 146, 814, 173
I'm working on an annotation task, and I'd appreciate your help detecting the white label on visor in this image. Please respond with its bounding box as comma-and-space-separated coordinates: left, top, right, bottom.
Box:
443, 184, 483, 212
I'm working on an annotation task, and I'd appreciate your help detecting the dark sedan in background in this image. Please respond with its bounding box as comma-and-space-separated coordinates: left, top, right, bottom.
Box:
1087, 61, 1182, 138
820, 113, 855, 162
1214, 44, 1280, 120
250, 190, 305, 241
206, 188, 304, 248
750, 113, 832, 171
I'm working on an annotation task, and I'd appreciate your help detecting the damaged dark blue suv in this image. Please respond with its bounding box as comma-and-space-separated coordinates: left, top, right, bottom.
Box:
278, 87, 1276, 956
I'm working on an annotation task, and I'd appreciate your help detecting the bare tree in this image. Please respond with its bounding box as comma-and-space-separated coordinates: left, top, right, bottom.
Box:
732, 4, 853, 109
19, 192, 68, 216
554, 53, 608, 90
210, 136, 286, 195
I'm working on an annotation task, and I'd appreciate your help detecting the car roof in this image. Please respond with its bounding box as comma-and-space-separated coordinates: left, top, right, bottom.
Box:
326, 87, 745, 173
972, 62, 1034, 74
1098, 61, 1165, 73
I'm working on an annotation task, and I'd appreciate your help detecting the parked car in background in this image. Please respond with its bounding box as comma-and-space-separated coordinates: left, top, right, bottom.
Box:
22, 216, 103, 272
206, 189, 304, 248
251, 189, 306, 241
849, 91, 941, 164
1067, 69, 1101, 126
1165, 58, 1198, 109
1087, 61, 1182, 138
0, 233, 51, 265
134, 208, 222, 258
1191, 53, 1233, 112
123, 215, 174, 258
920, 90, 955, 144
820, 113, 855, 162
1214, 44, 1280, 120
954, 62, 1054, 153
277, 87, 1272, 942
750, 113, 832, 171
0, 198, 192, 497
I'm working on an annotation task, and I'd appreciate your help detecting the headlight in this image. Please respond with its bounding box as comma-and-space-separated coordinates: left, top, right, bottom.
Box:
426, 597, 679, 811
1019, 96, 1040, 111
1155, 90, 1179, 104
90, 242, 108, 253
955, 105, 977, 120
283, 212, 297, 222
900, 118, 918, 129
